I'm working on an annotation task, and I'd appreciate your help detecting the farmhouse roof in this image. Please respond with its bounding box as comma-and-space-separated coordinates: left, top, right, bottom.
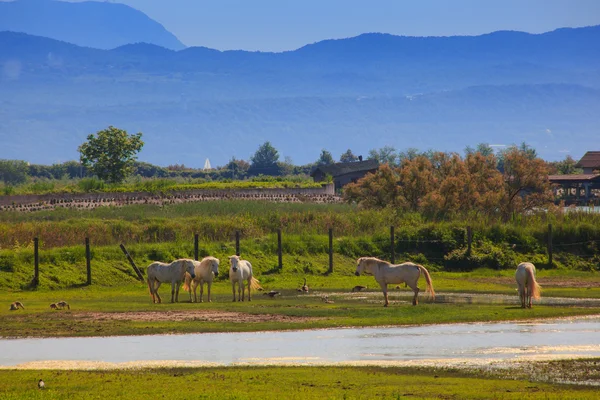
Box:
576, 151, 600, 168
548, 174, 600, 182
310, 159, 380, 177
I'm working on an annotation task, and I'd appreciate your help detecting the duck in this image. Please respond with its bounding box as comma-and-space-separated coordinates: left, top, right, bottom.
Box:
301, 277, 309, 293
9, 301, 24, 310
263, 291, 281, 298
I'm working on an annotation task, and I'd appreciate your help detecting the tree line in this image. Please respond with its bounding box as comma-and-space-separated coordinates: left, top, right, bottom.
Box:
0, 126, 588, 193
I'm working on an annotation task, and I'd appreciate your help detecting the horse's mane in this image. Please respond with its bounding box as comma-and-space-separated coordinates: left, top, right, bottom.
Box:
359, 257, 391, 267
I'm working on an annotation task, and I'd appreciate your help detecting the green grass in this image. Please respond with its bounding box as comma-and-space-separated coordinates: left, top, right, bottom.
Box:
1, 365, 598, 399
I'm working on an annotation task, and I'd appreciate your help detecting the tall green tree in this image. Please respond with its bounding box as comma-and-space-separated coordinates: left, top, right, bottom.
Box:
0, 159, 29, 185
368, 146, 398, 165
339, 149, 358, 163
316, 149, 335, 166
78, 126, 144, 184
249, 141, 281, 175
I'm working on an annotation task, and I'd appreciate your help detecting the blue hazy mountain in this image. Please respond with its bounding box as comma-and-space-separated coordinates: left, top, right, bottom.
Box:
0, 0, 185, 50
1, 26, 599, 166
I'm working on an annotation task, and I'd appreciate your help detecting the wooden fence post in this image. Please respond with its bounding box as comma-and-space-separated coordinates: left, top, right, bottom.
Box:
235, 231, 240, 256
547, 223, 553, 266
85, 237, 92, 285
194, 233, 199, 261
467, 226, 473, 256
328, 228, 334, 273
119, 243, 144, 281
390, 226, 395, 264
277, 229, 283, 269
33, 237, 39, 287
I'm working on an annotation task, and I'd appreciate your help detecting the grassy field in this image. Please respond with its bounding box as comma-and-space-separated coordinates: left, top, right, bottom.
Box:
2, 266, 599, 338
1, 364, 599, 399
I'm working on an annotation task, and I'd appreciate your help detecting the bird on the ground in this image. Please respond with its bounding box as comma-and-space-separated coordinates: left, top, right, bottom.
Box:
57, 300, 70, 310
351, 285, 367, 292
9, 301, 25, 310
297, 277, 308, 293
263, 291, 281, 298
321, 295, 334, 304
38, 379, 45, 389
50, 303, 58, 310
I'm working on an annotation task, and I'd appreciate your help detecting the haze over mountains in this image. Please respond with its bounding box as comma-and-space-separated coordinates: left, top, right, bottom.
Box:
1, 0, 599, 167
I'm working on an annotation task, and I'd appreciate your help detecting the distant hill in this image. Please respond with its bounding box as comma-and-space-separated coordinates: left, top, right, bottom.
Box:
1, 26, 599, 167
0, 0, 185, 50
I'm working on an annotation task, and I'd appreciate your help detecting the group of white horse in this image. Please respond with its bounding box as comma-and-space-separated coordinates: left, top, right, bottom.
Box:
146, 255, 262, 303
146, 255, 541, 308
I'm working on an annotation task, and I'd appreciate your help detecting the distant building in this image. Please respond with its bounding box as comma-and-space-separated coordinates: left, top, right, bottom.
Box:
576, 151, 600, 174
310, 159, 379, 191
203, 158, 212, 170
549, 151, 600, 205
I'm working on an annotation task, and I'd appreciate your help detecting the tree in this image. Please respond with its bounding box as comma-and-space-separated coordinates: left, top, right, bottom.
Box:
343, 164, 403, 209
0, 159, 29, 185
499, 145, 552, 220
549, 155, 582, 175
249, 141, 281, 175
339, 149, 358, 163
316, 149, 335, 166
78, 126, 143, 184
464, 143, 494, 157
368, 146, 397, 165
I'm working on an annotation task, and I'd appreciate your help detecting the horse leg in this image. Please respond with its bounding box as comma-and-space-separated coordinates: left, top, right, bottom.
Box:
408, 282, 420, 306
232, 282, 237, 302
199, 282, 204, 303
379, 282, 389, 307
155, 281, 162, 303
170, 282, 176, 303
247, 278, 252, 302
526, 284, 532, 308
241, 281, 245, 302
207, 282, 212, 303
175, 282, 181, 303
191, 280, 197, 303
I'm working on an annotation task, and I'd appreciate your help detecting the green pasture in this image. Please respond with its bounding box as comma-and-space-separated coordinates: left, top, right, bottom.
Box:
1, 364, 599, 400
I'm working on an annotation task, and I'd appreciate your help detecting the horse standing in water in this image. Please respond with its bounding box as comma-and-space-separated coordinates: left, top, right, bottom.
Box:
183, 256, 220, 303
147, 259, 196, 303
355, 257, 435, 307
229, 255, 262, 301
515, 262, 541, 308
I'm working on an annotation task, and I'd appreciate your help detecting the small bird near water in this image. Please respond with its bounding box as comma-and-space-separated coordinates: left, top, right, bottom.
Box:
297, 277, 309, 293
38, 379, 45, 389
263, 291, 281, 298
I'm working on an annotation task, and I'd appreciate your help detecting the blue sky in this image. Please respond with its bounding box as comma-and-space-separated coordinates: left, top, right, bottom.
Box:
61, 0, 600, 51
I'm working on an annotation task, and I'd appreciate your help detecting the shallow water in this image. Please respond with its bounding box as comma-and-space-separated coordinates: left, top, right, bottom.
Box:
1, 316, 599, 368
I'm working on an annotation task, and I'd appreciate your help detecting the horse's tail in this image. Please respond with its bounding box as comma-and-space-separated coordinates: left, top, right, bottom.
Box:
182, 272, 192, 292
527, 267, 541, 300
417, 265, 435, 300
250, 277, 263, 291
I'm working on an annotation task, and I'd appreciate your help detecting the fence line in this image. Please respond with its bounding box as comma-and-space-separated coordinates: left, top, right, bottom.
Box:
23, 224, 598, 286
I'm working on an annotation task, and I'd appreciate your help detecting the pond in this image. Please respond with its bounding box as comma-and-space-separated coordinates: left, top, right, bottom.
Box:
1, 315, 599, 369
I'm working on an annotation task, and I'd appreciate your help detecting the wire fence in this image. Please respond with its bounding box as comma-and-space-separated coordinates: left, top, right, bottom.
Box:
22, 223, 599, 287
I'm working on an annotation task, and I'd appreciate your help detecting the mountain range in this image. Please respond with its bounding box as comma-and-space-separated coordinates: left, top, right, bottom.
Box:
0, 0, 185, 50
0, 2, 599, 167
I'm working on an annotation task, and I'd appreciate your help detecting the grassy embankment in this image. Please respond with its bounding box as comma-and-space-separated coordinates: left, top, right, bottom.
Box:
2, 363, 600, 399
0, 201, 599, 337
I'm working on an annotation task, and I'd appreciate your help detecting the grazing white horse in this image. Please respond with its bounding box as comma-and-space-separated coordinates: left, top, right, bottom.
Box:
147, 259, 196, 303
183, 256, 220, 303
515, 262, 541, 308
229, 255, 262, 302
355, 257, 435, 307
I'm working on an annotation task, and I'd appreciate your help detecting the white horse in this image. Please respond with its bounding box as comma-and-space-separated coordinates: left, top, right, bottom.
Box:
355, 257, 435, 307
515, 262, 541, 308
147, 259, 196, 303
229, 255, 262, 302
183, 256, 220, 303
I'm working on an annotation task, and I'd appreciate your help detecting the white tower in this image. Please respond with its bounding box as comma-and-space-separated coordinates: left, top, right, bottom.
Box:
203, 158, 212, 170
